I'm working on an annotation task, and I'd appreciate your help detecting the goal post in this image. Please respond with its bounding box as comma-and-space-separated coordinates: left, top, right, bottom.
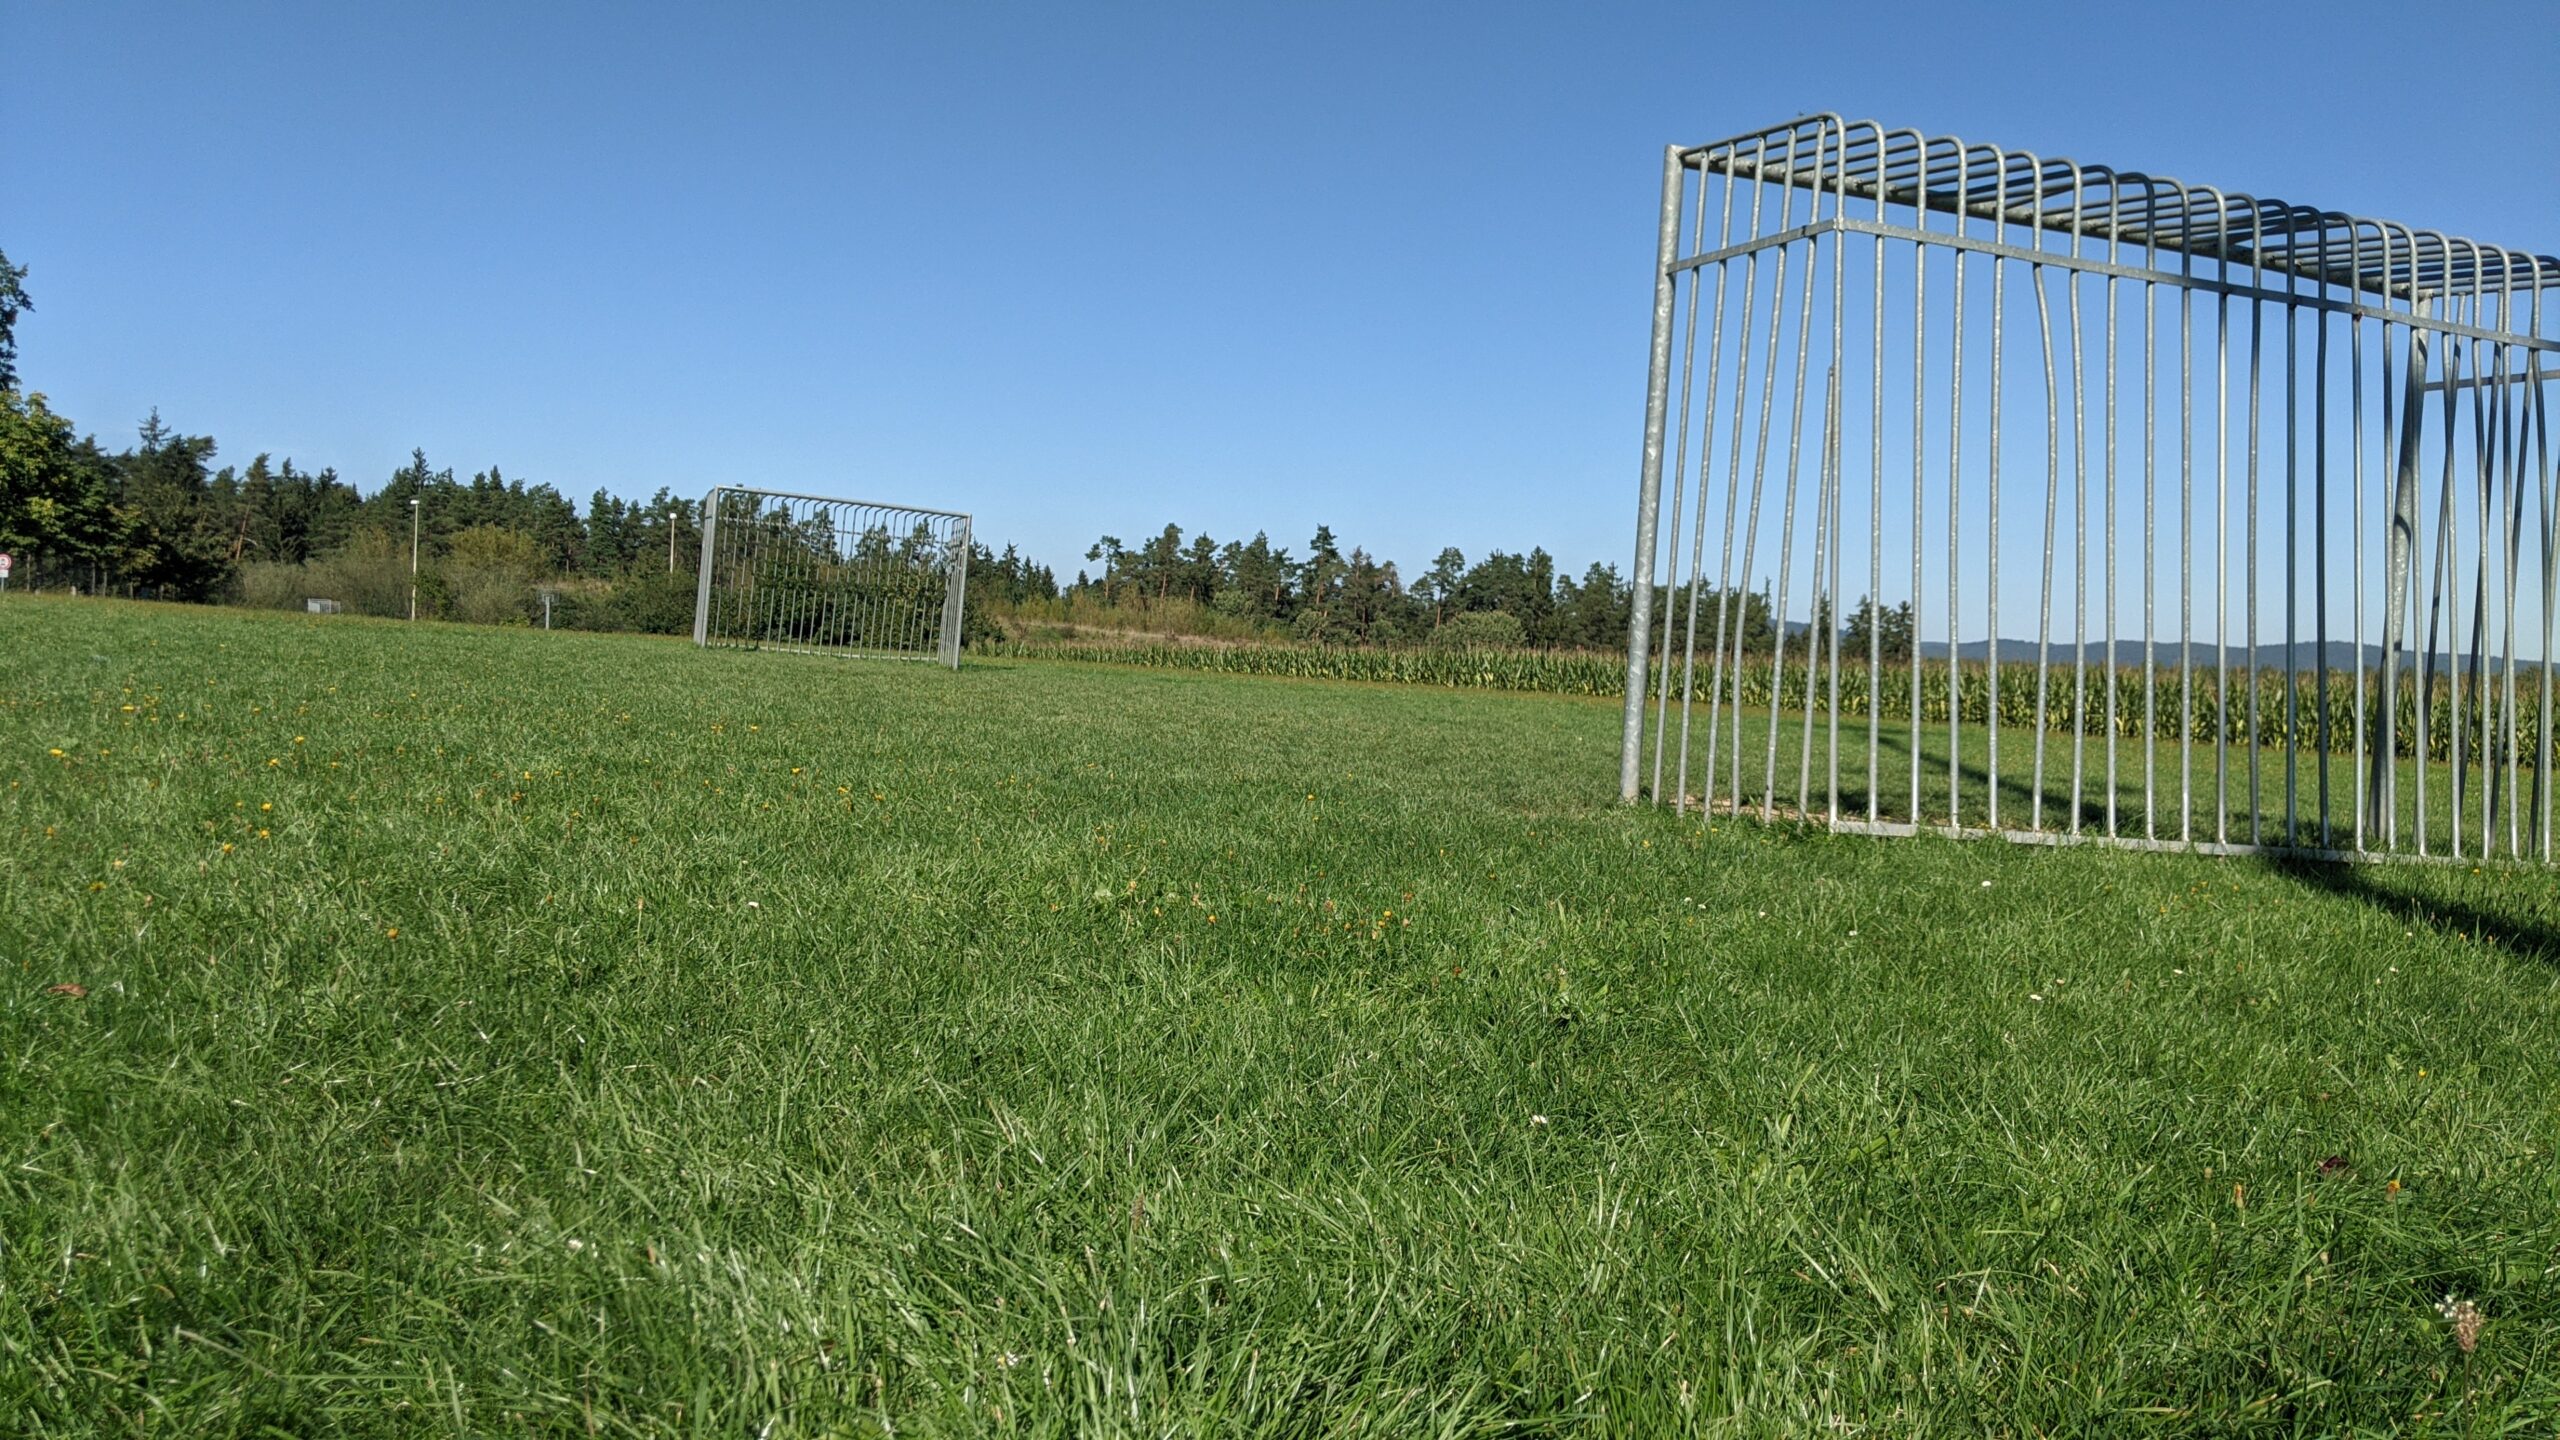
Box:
1618, 114, 2559, 863
691, 485, 973, 668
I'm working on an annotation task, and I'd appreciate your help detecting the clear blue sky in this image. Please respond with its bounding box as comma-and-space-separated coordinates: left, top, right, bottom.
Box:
8, 0, 2554, 583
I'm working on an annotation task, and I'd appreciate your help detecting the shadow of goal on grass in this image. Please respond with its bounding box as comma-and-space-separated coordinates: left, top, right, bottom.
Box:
2261, 856, 2560, 970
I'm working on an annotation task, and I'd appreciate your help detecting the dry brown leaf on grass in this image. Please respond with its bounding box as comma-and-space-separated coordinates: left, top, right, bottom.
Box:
46, 982, 89, 998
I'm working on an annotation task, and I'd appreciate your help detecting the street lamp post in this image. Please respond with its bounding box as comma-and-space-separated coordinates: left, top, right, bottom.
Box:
668, 506, 678, 574
408, 497, 421, 621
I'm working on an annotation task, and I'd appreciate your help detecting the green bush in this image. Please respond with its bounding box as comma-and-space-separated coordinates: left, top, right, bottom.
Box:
597, 570, 696, 635
1428, 611, 1526, 651
228, 530, 414, 618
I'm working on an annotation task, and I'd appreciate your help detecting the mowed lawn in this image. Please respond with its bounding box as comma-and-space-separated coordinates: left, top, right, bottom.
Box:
6, 598, 2560, 1436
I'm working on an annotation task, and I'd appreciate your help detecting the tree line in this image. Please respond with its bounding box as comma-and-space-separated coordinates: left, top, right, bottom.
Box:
1068, 522, 1626, 649
1060, 520, 1916, 660
0, 389, 1077, 636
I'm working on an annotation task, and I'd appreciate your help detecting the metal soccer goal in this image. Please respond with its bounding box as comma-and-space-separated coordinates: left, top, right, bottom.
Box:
1619, 115, 2559, 862
691, 486, 973, 668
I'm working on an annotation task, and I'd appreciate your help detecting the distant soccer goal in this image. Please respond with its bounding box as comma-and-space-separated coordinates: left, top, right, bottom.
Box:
691, 486, 972, 668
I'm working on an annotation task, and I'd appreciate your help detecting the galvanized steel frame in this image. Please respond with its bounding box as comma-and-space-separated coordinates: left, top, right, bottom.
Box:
691, 485, 972, 669
1620, 115, 2560, 862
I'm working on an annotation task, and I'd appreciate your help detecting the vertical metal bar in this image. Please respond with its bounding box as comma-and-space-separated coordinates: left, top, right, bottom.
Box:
1829, 324, 1847, 822
1731, 130, 1806, 818
909, 514, 931, 658
2105, 191, 2124, 839
1985, 153, 2009, 832
806, 504, 829, 648
796, 501, 814, 646
1765, 121, 1832, 820
2144, 193, 2161, 841
941, 517, 971, 668
776, 498, 796, 647
794, 501, 814, 648
2031, 262, 2060, 832
867, 507, 885, 654
1705, 140, 1776, 820
2496, 322, 2523, 856
2426, 308, 2467, 845
1800, 362, 1836, 816
1947, 144, 1972, 831
692, 488, 721, 645
2434, 307, 2465, 856
2382, 320, 2427, 855
2532, 341, 2554, 862
2180, 207, 2196, 846
2478, 283, 2519, 850
2312, 217, 2332, 849
2385, 319, 2426, 845
755, 500, 775, 648
830, 505, 852, 651
1675, 163, 1743, 816
1910, 143, 1934, 827
2284, 227, 2302, 846
831, 509, 855, 649
1763, 223, 1821, 822
2242, 208, 2263, 845
1816, 145, 1850, 822
2375, 297, 2398, 847
754, 498, 772, 646
889, 513, 907, 656
2475, 313, 2500, 850
789, 500, 810, 648
730, 492, 751, 646
849, 508, 867, 651
1650, 161, 1712, 803
2470, 292, 2495, 856
838, 507, 861, 652
745, 498, 764, 646
882, 511, 903, 655
1869, 158, 1889, 828
2459, 298, 2482, 857
734, 496, 754, 645
2211, 197, 2232, 845
1825, 135, 1855, 824
1618, 145, 1688, 803
2067, 171, 2090, 835
2350, 225, 2368, 853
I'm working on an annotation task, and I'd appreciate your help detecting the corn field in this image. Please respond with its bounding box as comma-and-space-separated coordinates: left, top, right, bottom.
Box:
1713, 657, 2554, 767
996, 638, 2556, 768
987, 640, 1629, 695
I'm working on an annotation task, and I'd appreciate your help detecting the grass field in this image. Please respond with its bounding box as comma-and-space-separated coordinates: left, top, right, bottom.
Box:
6, 597, 2560, 1435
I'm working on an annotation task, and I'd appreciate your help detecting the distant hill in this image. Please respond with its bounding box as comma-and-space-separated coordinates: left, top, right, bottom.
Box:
1905, 638, 2507, 674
